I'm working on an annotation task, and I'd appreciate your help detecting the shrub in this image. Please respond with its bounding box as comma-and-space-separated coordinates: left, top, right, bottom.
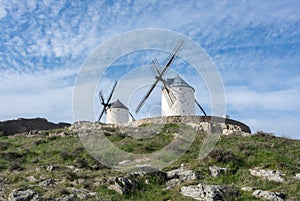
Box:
255, 131, 275, 139
74, 158, 89, 168
9, 162, 23, 171
0, 141, 10, 151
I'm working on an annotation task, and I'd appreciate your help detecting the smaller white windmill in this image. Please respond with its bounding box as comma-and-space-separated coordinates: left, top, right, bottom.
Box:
98, 81, 134, 124
135, 40, 207, 117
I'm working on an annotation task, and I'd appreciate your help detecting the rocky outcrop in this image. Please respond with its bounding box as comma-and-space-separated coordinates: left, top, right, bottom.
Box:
8, 187, 96, 201
294, 173, 300, 180
108, 177, 138, 195
252, 190, 285, 201
241, 186, 255, 192
8, 188, 40, 201
39, 178, 56, 187
180, 183, 239, 201
0, 118, 70, 136
165, 164, 200, 189
66, 187, 97, 200
209, 166, 227, 177
249, 168, 285, 183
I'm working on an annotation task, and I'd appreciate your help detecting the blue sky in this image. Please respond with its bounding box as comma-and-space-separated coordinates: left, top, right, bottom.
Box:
0, 0, 299, 139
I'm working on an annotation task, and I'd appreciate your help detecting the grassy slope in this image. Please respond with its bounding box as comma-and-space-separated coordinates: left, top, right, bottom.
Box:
0, 124, 299, 200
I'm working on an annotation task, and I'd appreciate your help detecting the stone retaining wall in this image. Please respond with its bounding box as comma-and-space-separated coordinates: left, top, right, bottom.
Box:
132, 116, 251, 133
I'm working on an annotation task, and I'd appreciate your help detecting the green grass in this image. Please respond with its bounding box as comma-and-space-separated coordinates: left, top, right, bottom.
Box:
0, 125, 299, 200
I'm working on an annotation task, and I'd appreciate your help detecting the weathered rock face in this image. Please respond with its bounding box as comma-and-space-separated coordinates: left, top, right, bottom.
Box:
55, 194, 75, 201
39, 178, 56, 187
66, 187, 97, 200
108, 177, 137, 195
209, 166, 227, 177
165, 164, 200, 189
249, 168, 285, 183
166, 166, 199, 181
252, 190, 285, 201
0, 118, 70, 136
8, 189, 40, 201
180, 183, 239, 201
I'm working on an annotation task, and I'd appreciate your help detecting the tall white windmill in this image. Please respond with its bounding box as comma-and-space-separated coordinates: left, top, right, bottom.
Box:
135, 41, 207, 117
98, 81, 135, 124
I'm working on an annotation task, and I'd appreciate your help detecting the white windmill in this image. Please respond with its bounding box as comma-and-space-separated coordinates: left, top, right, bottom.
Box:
135, 40, 207, 117
98, 81, 135, 124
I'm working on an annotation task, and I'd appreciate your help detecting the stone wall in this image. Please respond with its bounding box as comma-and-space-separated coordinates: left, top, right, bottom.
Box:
0, 118, 70, 136
132, 115, 251, 133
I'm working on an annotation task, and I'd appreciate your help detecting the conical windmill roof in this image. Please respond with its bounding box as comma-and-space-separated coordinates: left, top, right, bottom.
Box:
166, 75, 195, 91
110, 99, 128, 110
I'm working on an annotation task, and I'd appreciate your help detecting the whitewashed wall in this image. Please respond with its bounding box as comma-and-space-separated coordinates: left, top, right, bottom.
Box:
161, 86, 195, 116
106, 108, 129, 124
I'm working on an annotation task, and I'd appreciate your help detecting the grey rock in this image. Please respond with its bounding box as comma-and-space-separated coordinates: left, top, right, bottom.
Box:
209, 166, 227, 177
166, 166, 199, 180
181, 183, 239, 201
26, 176, 38, 183
249, 168, 285, 183
66, 187, 97, 200
39, 178, 56, 187
55, 194, 75, 201
252, 190, 285, 201
47, 165, 60, 171
241, 186, 255, 192
108, 177, 137, 195
8, 189, 40, 201
165, 165, 200, 189
166, 179, 181, 189
0, 187, 6, 201
294, 173, 300, 180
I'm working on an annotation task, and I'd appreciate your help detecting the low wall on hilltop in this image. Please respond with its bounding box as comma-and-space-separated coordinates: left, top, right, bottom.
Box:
133, 116, 251, 133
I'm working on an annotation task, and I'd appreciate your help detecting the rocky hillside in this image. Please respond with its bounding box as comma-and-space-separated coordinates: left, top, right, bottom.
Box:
0, 121, 299, 201
0, 118, 70, 136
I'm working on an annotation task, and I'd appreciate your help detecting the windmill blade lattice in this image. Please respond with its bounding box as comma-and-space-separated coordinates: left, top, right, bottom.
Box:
135, 40, 184, 114
98, 81, 118, 122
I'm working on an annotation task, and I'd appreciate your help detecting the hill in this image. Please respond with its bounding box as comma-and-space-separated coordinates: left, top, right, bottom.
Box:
0, 121, 299, 200
0, 118, 70, 136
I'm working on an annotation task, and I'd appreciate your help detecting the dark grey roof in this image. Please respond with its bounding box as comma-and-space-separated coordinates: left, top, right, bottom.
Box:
110, 99, 128, 110
166, 75, 194, 91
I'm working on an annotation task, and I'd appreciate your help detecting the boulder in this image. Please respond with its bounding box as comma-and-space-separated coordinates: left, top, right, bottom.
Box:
8, 189, 40, 201
166, 165, 199, 180
47, 165, 60, 171
0, 187, 6, 201
39, 178, 56, 187
55, 194, 75, 201
209, 166, 227, 177
67, 187, 97, 200
252, 190, 285, 201
108, 177, 137, 195
241, 186, 255, 192
249, 168, 285, 183
165, 165, 200, 189
25, 176, 37, 183
294, 173, 300, 180
180, 183, 239, 201
222, 129, 235, 135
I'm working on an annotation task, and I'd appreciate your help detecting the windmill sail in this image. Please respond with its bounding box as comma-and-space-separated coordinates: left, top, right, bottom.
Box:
135, 40, 184, 114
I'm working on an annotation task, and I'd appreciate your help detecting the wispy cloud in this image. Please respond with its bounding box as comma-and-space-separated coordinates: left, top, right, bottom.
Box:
1, 0, 300, 138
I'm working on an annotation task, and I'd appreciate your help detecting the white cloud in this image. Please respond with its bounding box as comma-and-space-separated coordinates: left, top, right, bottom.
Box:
0, 68, 77, 123
1, 0, 300, 138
